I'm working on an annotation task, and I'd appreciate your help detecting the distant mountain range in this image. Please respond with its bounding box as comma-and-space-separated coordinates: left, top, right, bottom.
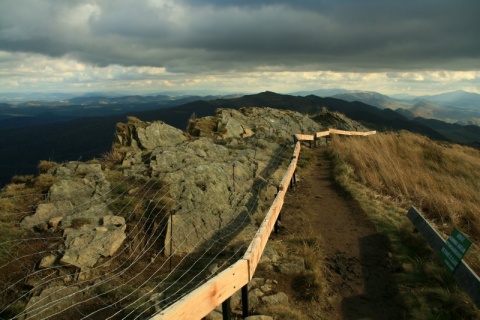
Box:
0, 90, 243, 103
294, 89, 480, 125
293, 89, 480, 107
1, 90, 480, 187
0, 94, 241, 130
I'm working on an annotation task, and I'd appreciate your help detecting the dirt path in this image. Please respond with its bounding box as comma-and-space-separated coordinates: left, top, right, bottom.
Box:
280, 147, 405, 320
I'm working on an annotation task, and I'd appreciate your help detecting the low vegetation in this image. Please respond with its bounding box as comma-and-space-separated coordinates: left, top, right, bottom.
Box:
253, 233, 327, 320
38, 160, 58, 173
0, 173, 59, 316
328, 131, 480, 319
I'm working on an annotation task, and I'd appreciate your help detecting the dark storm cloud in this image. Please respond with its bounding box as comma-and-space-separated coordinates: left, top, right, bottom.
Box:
0, 0, 479, 73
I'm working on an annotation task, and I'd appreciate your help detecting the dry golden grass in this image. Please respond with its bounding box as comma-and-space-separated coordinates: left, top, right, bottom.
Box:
0, 179, 44, 267
34, 173, 57, 192
186, 116, 218, 138
38, 160, 57, 173
101, 148, 124, 169
285, 235, 327, 303
330, 131, 480, 245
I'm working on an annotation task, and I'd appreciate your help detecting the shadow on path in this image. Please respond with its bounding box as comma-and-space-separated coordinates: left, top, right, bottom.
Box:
341, 233, 405, 320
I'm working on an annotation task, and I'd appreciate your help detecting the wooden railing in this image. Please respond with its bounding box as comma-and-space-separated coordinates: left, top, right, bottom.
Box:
294, 129, 376, 147
154, 129, 375, 319
326, 129, 376, 136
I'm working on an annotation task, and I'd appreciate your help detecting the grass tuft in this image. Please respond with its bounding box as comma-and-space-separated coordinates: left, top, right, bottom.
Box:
38, 160, 58, 173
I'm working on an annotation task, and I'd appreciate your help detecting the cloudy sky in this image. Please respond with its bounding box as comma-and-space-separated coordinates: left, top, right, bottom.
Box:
1, 0, 479, 96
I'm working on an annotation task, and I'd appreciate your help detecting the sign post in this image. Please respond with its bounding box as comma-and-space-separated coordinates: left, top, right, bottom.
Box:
407, 207, 480, 307
439, 228, 472, 272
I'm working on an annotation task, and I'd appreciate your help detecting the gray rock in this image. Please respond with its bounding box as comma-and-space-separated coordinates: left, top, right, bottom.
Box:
277, 257, 306, 275
204, 308, 223, 320
248, 278, 265, 291
38, 254, 57, 269
19, 286, 80, 320
21, 201, 74, 230
248, 290, 261, 311
60, 216, 126, 270
219, 109, 250, 139
260, 284, 273, 293
75, 163, 102, 175
116, 120, 187, 150
49, 178, 99, 207
102, 215, 125, 227
230, 289, 242, 309
260, 246, 281, 264
261, 292, 289, 305
251, 288, 264, 299
49, 216, 63, 229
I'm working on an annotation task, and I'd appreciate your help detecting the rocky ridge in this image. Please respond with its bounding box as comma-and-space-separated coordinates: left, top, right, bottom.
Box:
4, 107, 367, 319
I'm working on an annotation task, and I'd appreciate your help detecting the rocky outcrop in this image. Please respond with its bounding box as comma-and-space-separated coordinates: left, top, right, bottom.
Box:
21, 163, 113, 229
20, 161, 124, 271
116, 118, 188, 150
17, 107, 328, 275
114, 107, 324, 255
311, 110, 369, 132
13, 106, 367, 318
189, 107, 325, 142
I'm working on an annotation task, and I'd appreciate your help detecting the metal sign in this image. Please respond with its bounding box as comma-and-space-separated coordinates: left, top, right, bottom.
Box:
439, 228, 472, 272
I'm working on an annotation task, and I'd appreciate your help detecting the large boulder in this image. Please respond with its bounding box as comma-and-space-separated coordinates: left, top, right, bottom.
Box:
116, 118, 187, 150
21, 164, 113, 231
60, 215, 126, 270
21, 201, 73, 229
19, 286, 80, 320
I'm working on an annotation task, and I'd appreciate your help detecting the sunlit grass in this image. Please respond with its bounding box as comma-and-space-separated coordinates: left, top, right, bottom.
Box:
328, 131, 480, 319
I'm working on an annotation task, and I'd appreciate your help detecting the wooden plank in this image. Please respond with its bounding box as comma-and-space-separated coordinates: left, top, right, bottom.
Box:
243, 193, 285, 277
154, 260, 250, 320
294, 134, 314, 141
293, 141, 301, 159
329, 129, 354, 136
407, 207, 480, 307
315, 131, 330, 137
328, 129, 376, 136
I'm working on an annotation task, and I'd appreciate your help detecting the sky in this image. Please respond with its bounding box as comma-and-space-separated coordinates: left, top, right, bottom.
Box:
0, 0, 479, 97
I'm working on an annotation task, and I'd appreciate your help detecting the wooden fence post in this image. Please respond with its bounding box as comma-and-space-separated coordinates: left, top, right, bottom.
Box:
222, 297, 231, 320
241, 285, 249, 318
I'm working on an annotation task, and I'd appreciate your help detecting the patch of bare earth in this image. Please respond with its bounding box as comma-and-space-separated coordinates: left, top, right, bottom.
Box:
277, 147, 406, 320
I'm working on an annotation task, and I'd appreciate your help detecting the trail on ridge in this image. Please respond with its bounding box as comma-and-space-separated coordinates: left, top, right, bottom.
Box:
280, 147, 405, 320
